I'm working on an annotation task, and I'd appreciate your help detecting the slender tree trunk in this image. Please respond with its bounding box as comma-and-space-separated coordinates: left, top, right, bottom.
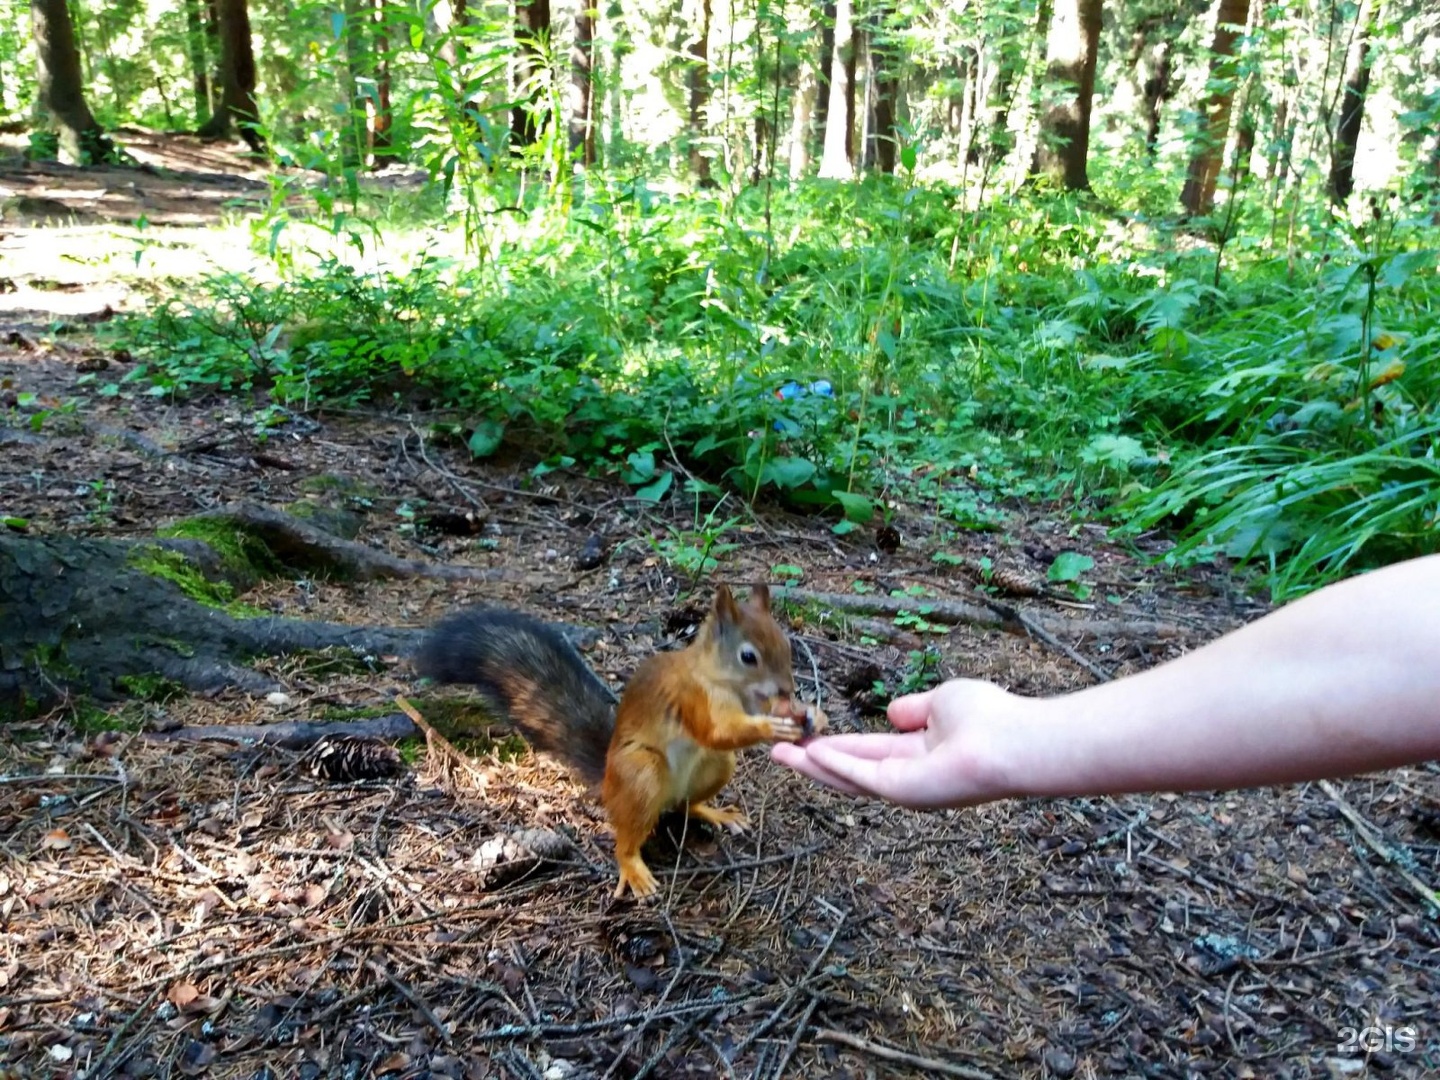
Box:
788, 18, 818, 178
196, 0, 263, 152
1328, 0, 1379, 204
1030, 0, 1103, 190
569, 0, 596, 163
371, 0, 392, 155
687, 0, 713, 183
511, 0, 552, 147
818, 0, 854, 178
341, 0, 367, 167
868, 2, 899, 173
1139, 39, 1172, 156
183, 0, 210, 124
815, 0, 834, 139
29, 0, 111, 163
434, 0, 467, 77
1180, 0, 1250, 217
204, 0, 220, 116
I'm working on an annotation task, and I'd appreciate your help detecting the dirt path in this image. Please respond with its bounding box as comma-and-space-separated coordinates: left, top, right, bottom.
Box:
2, 134, 1437, 1080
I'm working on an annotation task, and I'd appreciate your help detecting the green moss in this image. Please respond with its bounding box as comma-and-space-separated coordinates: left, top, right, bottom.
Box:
116, 672, 184, 704
70, 701, 148, 733
415, 696, 531, 762
157, 517, 281, 581
126, 543, 267, 617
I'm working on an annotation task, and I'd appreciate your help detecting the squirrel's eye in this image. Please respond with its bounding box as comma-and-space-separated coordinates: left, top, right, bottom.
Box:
738, 643, 759, 666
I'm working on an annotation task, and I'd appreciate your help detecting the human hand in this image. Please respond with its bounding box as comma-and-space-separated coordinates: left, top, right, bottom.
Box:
769, 678, 1034, 808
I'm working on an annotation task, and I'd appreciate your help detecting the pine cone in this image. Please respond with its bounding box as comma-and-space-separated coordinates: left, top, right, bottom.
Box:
305, 735, 406, 782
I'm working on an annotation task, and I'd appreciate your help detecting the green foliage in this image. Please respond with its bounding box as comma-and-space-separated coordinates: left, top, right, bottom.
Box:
105, 163, 1440, 600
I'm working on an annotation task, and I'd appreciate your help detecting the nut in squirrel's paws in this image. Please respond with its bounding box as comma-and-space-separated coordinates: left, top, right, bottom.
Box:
769, 696, 828, 739
765, 716, 808, 742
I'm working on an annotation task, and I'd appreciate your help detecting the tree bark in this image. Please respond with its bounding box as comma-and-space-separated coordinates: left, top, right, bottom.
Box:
371, 0, 393, 155
1179, 0, 1250, 217
1030, 0, 1103, 190
29, 0, 112, 164
1138, 38, 1172, 156
0, 535, 420, 713
196, 0, 263, 152
183, 0, 210, 124
511, 0, 552, 148
1328, 0, 1379, 205
817, 0, 855, 178
788, 19, 819, 179
569, 0, 596, 163
686, 0, 713, 183
867, 2, 899, 173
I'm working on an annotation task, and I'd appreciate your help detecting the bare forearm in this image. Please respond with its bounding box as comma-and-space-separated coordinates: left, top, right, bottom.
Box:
1006, 555, 1440, 799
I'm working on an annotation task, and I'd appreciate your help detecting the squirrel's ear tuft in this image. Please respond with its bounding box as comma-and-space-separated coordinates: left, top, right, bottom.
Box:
749, 583, 771, 611
713, 583, 740, 624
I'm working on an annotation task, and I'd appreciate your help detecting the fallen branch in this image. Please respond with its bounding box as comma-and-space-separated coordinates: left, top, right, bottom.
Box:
815, 1028, 998, 1080
1319, 779, 1440, 916
142, 713, 418, 748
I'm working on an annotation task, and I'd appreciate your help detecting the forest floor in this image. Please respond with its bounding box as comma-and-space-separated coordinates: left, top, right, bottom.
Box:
2, 133, 1439, 1080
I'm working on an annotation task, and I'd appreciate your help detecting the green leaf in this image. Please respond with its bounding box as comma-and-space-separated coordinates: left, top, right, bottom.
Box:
635, 471, 674, 502
759, 456, 817, 489
623, 449, 658, 484
467, 419, 505, 458
771, 563, 804, 580
1047, 552, 1094, 584
900, 145, 918, 173
831, 490, 875, 523
832, 519, 861, 536
1379, 250, 1434, 290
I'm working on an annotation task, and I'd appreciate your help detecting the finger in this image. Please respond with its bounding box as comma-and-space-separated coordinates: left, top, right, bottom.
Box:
770, 744, 867, 796
806, 741, 940, 806
802, 731, 930, 761
887, 689, 936, 732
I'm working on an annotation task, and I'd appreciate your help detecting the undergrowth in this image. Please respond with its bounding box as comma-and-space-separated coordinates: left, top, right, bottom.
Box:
102, 175, 1440, 600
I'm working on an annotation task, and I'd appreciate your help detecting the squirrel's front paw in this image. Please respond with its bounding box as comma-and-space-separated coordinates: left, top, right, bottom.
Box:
764, 716, 808, 743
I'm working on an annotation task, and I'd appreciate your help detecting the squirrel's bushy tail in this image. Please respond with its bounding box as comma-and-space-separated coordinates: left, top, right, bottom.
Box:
414, 608, 615, 787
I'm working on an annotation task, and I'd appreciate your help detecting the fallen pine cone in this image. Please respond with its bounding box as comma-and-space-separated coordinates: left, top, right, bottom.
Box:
305, 735, 406, 782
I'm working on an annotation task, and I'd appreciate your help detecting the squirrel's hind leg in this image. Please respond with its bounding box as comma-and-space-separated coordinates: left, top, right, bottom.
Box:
603, 743, 667, 899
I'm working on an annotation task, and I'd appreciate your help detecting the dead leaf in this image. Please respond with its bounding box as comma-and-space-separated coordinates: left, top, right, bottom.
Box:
1286, 863, 1309, 886
168, 981, 200, 1010
325, 828, 354, 851
376, 1051, 410, 1074
301, 883, 327, 908
240, 810, 264, 830
39, 828, 71, 852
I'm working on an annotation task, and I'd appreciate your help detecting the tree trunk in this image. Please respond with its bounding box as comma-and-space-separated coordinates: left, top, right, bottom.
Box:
868, 3, 899, 173
183, 0, 210, 124
1139, 39, 1172, 156
1179, 0, 1250, 217
196, 0, 263, 152
1030, 0, 1103, 190
788, 21, 818, 178
685, 0, 713, 183
815, 0, 834, 140
342, 0, 367, 167
1328, 0, 1378, 205
817, 0, 855, 178
569, 0, 596, 163
29, 0, 112, 164
511, 0, 552, 148
371, 0, 393, 155
435, 0, 467, 77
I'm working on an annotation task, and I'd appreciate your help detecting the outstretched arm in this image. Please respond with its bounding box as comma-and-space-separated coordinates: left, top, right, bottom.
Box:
772, 554, 1440, 808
